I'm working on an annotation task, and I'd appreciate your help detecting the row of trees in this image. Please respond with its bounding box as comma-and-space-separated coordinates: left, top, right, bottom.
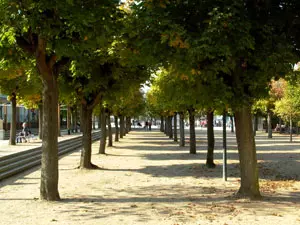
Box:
0, 0, 299, 201
130, 0, 300, 199
253, 76, 300, 142
0, 1, 149, 200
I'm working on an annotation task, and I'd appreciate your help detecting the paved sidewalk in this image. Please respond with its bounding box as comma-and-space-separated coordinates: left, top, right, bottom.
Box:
0, 130, 98, 158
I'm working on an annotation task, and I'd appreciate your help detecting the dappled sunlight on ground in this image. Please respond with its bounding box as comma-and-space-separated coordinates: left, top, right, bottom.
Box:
0, 129, 299, 224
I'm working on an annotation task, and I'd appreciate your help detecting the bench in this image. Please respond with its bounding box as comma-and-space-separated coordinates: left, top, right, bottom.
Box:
16, 133, 35, 143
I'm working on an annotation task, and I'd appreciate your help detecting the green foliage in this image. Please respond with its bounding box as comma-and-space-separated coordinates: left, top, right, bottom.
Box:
274, 82, 300, 122
0, 57, 42, 108
130, 0, 299, 111
252, 79, 287, 115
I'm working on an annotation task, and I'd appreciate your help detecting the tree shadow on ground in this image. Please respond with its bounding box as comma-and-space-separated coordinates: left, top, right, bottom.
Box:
57, 184, 235, 223
55, 183, 300, 223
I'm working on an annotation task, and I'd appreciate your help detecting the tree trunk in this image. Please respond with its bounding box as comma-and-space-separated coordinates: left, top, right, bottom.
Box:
107, 112, 113, 147
129, 117, 132, 131
38, 103, 43, 140
289, 116, 293, 142
67, 105, 71, 135
234, 105, 261, 199
279, 118, 283, 133
9, 93, 16, 145
165, 118, 168, 135
179, 112, 185, 147
206, 110, 215, 168
267, 111, 272, 138
57, 104, 61, 137
253, 114, 258, 136
188, 108, 196, 154
74, 107, 78, 133
79, 104, 94, 168
30, 38, 61, 200
168, 116, 173, 139
3, 105, 7, 131
40, 74, 60, 201
174, 113, 178, 142
230, 115, 234, 133
125, 116, 131, 133
120, 115, 125, 138
254, 115, 258, 132
70, 107, 75, 133
27, 109, 31, 127
160, 116, 164, 132
114, 115, 119, 142
97, 115, 100, 130
99, 108, 107, 154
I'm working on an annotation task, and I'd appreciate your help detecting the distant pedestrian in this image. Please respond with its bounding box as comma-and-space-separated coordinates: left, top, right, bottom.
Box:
145, 121, 149, 131
148, 121, 152, 131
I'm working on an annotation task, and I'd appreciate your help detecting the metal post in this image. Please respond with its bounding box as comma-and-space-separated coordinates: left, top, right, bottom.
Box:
223, 110, 227, 181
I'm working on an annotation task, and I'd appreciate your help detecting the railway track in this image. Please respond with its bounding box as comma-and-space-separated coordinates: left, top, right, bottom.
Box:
0, 131, 101, 181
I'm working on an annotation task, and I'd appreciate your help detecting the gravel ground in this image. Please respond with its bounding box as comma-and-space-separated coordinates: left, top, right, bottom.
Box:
0, 129, 299, 225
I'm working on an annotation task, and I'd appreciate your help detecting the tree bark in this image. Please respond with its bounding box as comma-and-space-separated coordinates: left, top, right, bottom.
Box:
57, 104, 61, 137
99, 107, 107, 154
230, 115, 234, 133
168, 116, 173, 139
107, 111, 113, 147
40, 74, 60, 200
279, 118, 283, 134
188, 108, 196, 154
125, 116, 131, 133
79, 104, 94, 168
179, 112, 185, 147
289, 116, 293, 142
27, 109, 31, 127
206, 110, 215, 168
67, 105, 71, 135
97, 115, 101, 130
3, 105, 7, 131
9, 93, 16, 145
70, 107, 75, 133
174, 113, 178, 142
160, 116, 164, 132
253, 114, 258, 136
36, 38, 60, 201
234, 105, 261, 199
114, 115, 119, 142
164, 117, 167, 135
38, 103, 43, 140
120, 115, 125, 138
267, 111, 272, 138
74, 107, 78, 133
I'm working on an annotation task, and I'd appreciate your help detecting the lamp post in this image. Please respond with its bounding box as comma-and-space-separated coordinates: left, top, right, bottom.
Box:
223, 110, 227, 181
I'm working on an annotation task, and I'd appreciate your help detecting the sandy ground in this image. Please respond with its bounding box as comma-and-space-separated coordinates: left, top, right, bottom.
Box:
0, 129, 299, 225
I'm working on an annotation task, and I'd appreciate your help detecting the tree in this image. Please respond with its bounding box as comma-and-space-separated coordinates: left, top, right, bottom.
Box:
274, 82, 300, 142
0, 0, 121, 200
253, 79, 287, 137
0, 58, 41, 145
129, 0, 299, 199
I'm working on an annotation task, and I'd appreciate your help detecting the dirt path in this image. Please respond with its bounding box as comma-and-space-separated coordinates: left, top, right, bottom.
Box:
0, 130, 299, 225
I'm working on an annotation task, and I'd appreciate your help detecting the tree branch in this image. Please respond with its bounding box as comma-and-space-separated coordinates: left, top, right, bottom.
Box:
53, 57, 70, 74
88, 92, 103, 110
16, 36, 35, 55
48, 54, 57, 69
